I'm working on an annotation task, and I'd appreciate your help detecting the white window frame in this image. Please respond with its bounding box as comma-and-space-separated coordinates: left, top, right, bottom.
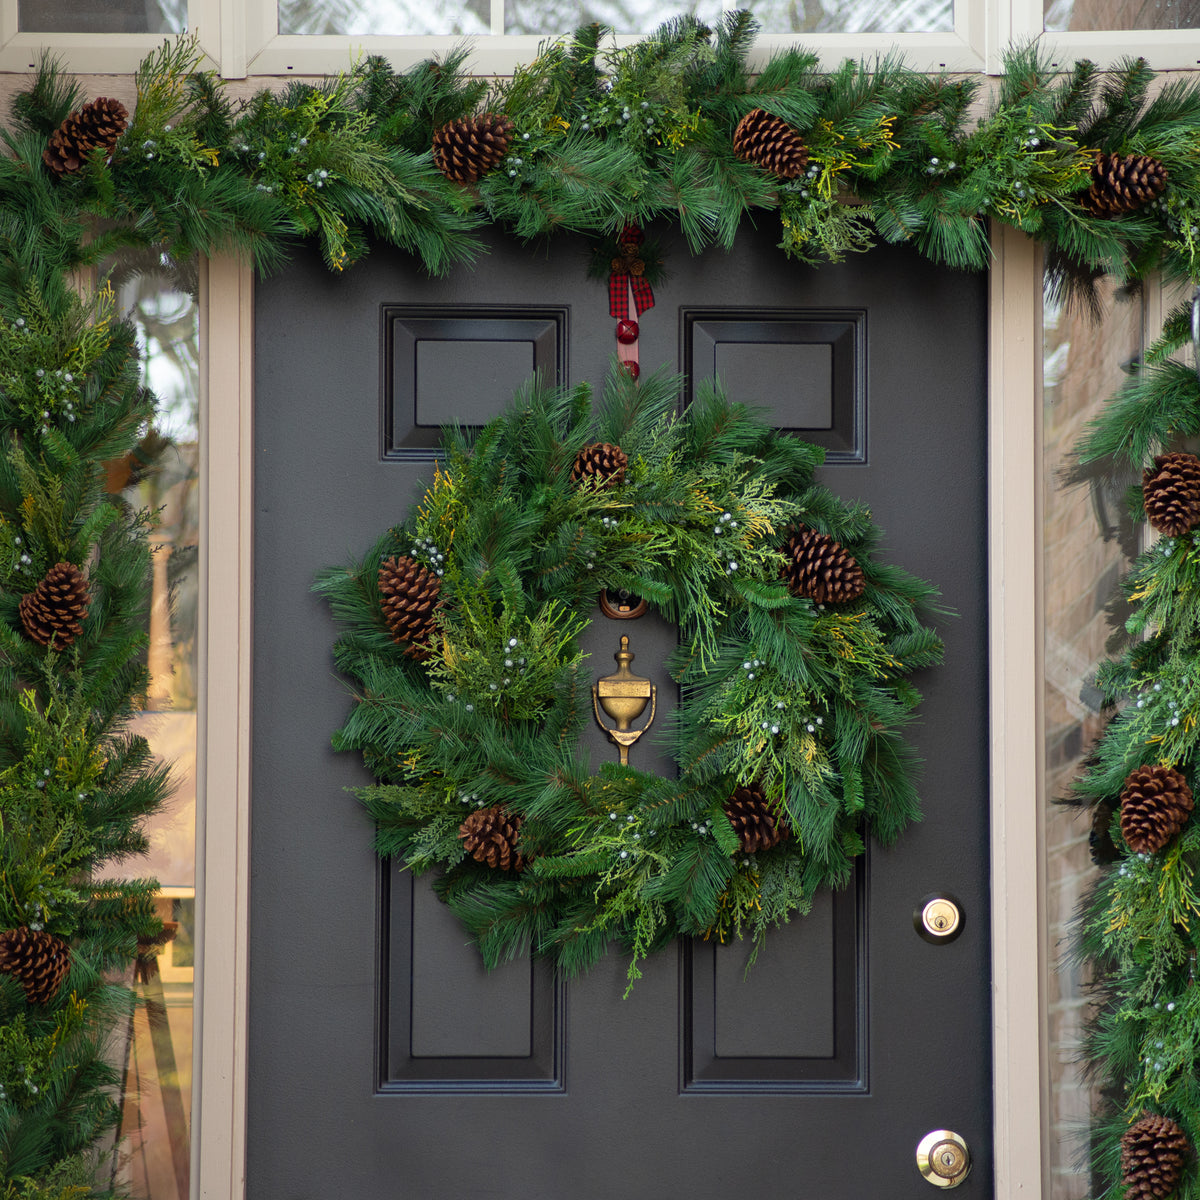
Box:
0, 0, 1196, 77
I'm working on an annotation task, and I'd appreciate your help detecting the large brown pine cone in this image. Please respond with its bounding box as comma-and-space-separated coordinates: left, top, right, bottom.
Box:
732, 109, 810, 180
1143, 452, 1200, 538
459, 806, 524, 870
18, 561, 90, 648
779, 527, 865, 605
378, 555, 440, 653
432, 112, 515, 183
0, 927, 71, 1005
1119, 765, 1194, 854
572, 441, 628, 488
1120, 1111, 1190, 1200
1081, 152, 1168, 217
43, 96, 129, 176
724, 782, 788, 854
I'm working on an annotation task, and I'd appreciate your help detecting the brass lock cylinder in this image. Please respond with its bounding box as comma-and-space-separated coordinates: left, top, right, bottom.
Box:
916, 1130, 971, 1188
914, 894, 964, 944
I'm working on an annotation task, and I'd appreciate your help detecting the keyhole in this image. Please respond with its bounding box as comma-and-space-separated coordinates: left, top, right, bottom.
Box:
933, 915, 947, 929
941, 1151, 956, 1168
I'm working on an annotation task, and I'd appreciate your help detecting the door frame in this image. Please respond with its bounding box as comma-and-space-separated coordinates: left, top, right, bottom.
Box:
192, 224, 1047, 1199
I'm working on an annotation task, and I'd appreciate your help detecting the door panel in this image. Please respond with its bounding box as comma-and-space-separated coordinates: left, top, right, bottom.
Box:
250, 226, 990, 1198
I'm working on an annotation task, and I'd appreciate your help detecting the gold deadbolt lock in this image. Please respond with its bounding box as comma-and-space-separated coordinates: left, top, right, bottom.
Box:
914, 894, 964, 944
916, 1130, 971, 1188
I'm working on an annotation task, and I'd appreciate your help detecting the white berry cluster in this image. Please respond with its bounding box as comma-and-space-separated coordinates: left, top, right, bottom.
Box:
409, 535, 446, 577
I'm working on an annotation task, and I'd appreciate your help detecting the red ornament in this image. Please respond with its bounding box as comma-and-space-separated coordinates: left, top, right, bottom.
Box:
621, 360, 640, 379
616, 319, 639, 344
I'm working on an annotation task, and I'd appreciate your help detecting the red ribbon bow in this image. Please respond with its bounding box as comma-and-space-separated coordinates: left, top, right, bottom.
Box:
608, 224, 655, 320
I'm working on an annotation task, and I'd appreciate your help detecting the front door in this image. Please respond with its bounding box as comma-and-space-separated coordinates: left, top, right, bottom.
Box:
249, 227, 990, 1198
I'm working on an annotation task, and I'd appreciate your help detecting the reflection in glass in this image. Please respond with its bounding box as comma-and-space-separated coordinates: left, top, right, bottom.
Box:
279, 0, 489, 35
19, 0, 186, 33
1043, 279, 1149, 1199
506, 0, 952, 33
95, 256, 199, 1200
278, 0, 952, 36
1045, 0, 1199, 31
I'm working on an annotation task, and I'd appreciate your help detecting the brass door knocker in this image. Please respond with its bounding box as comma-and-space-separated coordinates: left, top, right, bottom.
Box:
592, 635, 656, 764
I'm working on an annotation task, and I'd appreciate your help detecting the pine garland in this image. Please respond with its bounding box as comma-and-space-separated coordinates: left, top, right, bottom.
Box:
1067, 294, 1200, 1199
0, 10, 1195, 1195
316, 369, 943, 988
0, 268, 169, 1193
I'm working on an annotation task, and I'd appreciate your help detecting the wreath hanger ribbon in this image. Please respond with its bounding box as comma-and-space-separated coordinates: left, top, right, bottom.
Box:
608, 223, 655, 319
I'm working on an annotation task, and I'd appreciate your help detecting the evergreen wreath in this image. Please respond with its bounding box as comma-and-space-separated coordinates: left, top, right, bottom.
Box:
316, 368, 943, 987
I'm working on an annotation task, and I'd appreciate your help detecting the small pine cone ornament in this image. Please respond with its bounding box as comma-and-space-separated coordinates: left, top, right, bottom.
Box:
19, 561, 90, 648
1081, 152, 1168, 217
0, 927, 70, 1005
1143, 452, 1200, 537
378, 556, 440, 653
42, 96, 129, 176
1119, 764, 1194, 855
724, 782, 788, 854
432, 112, 515, 183
459, 806, 524, 870
779, 527, 866, 605
572, 442, 628, 488
1120, 1111, 1190, 1200
732, 108, 810, 180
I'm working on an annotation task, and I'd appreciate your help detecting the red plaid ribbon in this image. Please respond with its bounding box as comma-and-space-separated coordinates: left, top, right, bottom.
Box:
608, 224, 655, 319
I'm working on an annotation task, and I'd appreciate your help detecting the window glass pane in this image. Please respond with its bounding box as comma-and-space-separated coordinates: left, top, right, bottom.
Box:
277, 0, 951, 37
278, 0, 489, 35
1042, 277, 1149, 1198
1045, 0, 1199, 32
18, 0, 185, 33
504, 0, 953, 35
95, 255, 199, 1200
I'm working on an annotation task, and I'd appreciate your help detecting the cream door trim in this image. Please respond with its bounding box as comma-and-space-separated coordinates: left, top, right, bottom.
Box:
194, 232, 1049, 1198
194, 255, 253, 1200
988, 224, 1049, 1196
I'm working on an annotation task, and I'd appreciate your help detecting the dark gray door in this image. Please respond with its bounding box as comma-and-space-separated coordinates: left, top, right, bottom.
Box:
250, 227, 990, 1199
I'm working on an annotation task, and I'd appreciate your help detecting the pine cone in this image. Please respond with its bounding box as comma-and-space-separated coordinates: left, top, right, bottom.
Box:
1143, 452, 1200, 538
459, 805, 524, 870
432, 112, 515, 183
1121, 1111, 1190, 1200
724, 782, 788, 854
572, 442, 628, 488
0, 927, 70, 1005
1119, 765, 1194, 855
18, 561, 90, 648
732, 108, 810, 180
1081, 152, 1168, 217
43, 96, 129, 176
378, 556, 440, 653
779, 527, 866, 605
